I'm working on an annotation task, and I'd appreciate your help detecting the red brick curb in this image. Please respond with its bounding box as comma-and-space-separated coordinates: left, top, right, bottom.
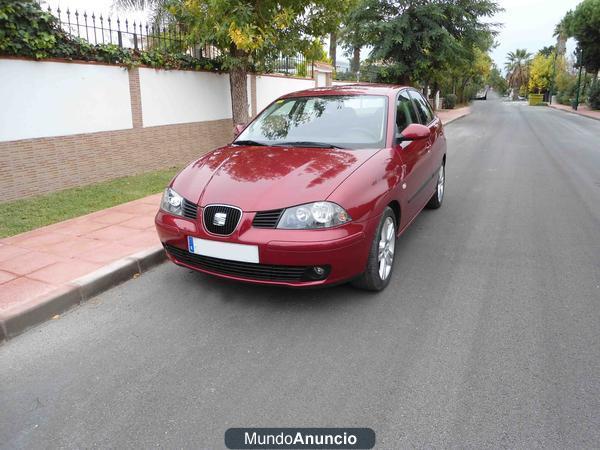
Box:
0, 245, 166, 342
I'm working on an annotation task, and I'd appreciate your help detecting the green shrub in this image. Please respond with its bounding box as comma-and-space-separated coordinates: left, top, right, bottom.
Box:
0, 0, 221, 71
588, 81, 600, 110
557, 92, 572, 105
296, 61, 307, 77
444, 94, 457, 109
0, 0, 61, 59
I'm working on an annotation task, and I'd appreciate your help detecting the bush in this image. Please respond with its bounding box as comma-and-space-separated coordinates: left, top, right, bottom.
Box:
557, 92, 572, 105
0, 0, 222, 71
588, 81, 600, 110
444, 94, 457, 109
296, 61, 307, 77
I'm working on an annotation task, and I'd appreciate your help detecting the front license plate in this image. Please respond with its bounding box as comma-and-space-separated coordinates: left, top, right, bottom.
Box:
187, 236, 259, 263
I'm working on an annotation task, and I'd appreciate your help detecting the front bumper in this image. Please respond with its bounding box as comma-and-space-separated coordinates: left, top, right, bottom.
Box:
155, 210, 377, 287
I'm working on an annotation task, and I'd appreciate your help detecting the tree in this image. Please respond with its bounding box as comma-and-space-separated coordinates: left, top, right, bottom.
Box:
339, 0, 378, 73
553, 12, 572, 56
365, 0, 500, 85
528, 52, 554, 94
487, 63, 508, 95
569, 0, 600, 78
326, 0, 357, 69
505, 49, 532, 99
116, 0, 341, 126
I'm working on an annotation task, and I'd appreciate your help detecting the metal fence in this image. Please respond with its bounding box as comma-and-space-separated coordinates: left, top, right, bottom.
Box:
43, 4, 220, 59
42, 4, 314, 76
263, 53, 315, 78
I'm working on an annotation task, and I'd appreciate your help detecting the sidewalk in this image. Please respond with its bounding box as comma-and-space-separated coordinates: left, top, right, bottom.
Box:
437, 105, 470, 125
0, 194, 165, 341
549, 102, 600, 121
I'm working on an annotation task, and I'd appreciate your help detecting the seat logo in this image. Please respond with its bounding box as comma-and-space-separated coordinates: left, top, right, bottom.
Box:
213, 212, 227, 226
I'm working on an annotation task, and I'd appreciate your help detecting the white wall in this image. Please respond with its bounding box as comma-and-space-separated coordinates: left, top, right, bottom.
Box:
255, 75, 315, 113
316, 72, 327, 87
139, 68, 232, 127
0, 59, 132, 142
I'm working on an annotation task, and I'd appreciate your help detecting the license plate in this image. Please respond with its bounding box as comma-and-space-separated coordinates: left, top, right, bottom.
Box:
187, 236, 259, 263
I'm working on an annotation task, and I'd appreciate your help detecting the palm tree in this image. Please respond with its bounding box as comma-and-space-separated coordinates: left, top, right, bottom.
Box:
505, 49, 532, 100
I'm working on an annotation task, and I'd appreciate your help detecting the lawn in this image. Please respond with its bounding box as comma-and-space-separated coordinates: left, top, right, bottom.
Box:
0, 168, 179, 238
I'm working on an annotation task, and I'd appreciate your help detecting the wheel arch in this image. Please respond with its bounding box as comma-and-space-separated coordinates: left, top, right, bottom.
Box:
387, 200, 401, 228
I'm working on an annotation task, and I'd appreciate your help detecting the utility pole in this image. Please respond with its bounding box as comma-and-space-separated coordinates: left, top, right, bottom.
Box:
574, 47, 583, 111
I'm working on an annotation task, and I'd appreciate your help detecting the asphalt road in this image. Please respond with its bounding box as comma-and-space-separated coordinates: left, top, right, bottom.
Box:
2, 94, 600, 449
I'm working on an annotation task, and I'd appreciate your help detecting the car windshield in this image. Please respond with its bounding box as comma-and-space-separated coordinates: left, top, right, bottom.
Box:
235, 95, 388, 150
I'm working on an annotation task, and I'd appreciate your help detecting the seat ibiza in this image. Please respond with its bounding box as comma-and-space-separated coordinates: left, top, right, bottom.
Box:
155, 85, 446, 290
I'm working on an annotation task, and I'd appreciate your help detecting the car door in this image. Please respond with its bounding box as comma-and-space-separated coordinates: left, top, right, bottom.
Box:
395, 90, 432, 223
408, 90, 442, 205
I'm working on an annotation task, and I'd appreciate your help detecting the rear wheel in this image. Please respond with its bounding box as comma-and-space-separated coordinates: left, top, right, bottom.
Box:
426, 163, 445, 209
351, 207, 396, 291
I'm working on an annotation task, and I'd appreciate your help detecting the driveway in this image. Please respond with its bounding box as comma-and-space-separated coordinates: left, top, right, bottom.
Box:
1, 94, 599, 448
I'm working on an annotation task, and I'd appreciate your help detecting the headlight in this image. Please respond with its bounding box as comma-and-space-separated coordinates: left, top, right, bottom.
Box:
160, 188, 184, 216
277, 202, 352, 229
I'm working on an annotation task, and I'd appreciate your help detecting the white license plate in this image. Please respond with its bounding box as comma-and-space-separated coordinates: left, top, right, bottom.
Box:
187, 236, 259, 263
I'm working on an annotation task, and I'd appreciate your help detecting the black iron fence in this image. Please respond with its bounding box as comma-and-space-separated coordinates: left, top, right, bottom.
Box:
262, 53, 315, 78
42, 3, 314, 76
42, 4, 221, 60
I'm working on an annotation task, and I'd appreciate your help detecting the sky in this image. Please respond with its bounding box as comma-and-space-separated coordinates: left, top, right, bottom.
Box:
490, 0, 580, 71
43, 0, 581, 72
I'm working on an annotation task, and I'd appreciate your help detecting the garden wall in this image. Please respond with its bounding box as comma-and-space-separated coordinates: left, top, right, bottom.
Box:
0, 58, 327, 201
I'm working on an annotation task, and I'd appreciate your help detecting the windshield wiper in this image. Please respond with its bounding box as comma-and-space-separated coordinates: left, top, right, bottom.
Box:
278, 141, 346, 149
233, 139, 267, 146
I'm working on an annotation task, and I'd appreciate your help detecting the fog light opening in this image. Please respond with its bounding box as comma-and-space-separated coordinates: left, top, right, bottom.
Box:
302, 265, 330, 281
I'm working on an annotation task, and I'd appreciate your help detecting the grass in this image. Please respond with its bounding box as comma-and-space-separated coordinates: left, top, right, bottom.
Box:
0, 167, 179, 238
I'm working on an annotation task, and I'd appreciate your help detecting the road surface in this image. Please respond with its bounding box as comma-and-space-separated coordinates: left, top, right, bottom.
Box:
2, 94, 600, 448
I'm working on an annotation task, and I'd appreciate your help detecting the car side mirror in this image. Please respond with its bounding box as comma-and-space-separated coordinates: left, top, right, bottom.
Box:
233, 123, 246, 138
396, 123, 430, 143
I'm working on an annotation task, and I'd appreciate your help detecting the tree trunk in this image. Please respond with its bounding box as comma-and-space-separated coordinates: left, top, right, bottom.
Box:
329, 32, 337, 68
229, 45, 249, 126
352, 47, 360, 73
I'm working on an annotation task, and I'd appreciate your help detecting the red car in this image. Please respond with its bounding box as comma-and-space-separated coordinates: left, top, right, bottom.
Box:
155, 85, 446, 291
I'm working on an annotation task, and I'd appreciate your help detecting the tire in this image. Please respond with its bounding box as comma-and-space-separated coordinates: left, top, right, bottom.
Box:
351, 207, 397, 291
426, 163, 445, 209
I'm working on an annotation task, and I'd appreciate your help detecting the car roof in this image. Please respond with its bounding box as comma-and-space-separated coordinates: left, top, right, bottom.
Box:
281, 83, 411, 99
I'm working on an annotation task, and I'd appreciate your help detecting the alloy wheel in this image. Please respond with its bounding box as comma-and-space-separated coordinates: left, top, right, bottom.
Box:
377, 217, 396, 280
437, 165, 445, 202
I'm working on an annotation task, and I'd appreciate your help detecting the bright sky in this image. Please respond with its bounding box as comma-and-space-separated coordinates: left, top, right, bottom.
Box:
43, 0, 581, 72
491, 0, 580, 71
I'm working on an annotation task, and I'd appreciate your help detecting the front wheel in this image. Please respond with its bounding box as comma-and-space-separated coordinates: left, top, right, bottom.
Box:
351, 207, 397, 291
426, 163, 445, 209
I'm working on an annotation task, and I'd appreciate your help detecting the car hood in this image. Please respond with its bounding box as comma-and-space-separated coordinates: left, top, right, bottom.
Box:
171, 145, 380, 211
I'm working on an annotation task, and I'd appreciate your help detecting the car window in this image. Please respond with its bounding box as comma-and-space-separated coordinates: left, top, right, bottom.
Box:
236, 95, 388, 150
409, 91, 434, 124
396, 91, 420, 133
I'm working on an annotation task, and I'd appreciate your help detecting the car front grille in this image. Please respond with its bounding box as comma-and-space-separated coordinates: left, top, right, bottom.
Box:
203, 205, 242, 235
182, 198, 198, 219
164, 245, 309, 282
252, 209, 284, 228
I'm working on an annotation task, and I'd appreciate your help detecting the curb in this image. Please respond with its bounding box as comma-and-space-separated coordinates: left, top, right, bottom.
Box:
548, 104, 600, 122
0, 245, 166, 342
441, 109, 470, 125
